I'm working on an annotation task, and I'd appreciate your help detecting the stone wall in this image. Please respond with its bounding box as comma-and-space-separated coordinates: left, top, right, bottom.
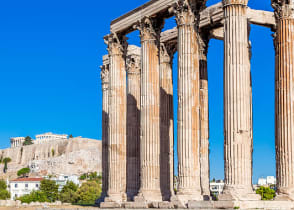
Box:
0, 138, 101, 179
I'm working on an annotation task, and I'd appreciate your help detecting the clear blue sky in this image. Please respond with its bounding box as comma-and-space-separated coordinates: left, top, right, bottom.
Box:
0, 0, 274, 183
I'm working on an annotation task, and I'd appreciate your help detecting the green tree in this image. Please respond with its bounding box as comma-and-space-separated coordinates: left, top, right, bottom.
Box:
75, 181, 101, 205
69, 134, 73, 138
2, 157, 11, 173
256, 186, 276, 200
17, 191, 48, 203
59, 181, 78, 203
0, 180, 10, 200
23, 136, 33, 146
17, 168, 30, 177
39, 179, 59, 202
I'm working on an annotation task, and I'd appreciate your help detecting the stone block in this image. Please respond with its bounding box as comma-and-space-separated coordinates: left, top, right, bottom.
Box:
158, 201, 174, 209
124, 201, 148, 209
100, 201, 122, 208
188, 201, 213, 209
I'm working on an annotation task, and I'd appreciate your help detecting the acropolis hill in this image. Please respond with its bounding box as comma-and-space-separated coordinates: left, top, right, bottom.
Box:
0, 137, 102, 180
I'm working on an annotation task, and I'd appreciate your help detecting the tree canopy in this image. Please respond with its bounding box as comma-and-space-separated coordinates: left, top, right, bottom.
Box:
23, 136, 33, 146
17, 168, 30, 177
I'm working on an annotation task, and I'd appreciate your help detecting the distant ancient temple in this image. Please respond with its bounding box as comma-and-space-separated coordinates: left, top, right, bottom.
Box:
10, 132, 68, 148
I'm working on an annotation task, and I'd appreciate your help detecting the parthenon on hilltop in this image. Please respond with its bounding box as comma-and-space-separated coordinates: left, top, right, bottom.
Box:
99, 0, 294, 208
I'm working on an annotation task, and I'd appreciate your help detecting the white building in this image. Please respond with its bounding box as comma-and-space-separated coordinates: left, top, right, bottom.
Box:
45, 174, 80, 191
10, 137, 25, 148
210, 180, 225, 196
9, 178, 43, 200
257, 176, 276, 186
35, 132, 68, 144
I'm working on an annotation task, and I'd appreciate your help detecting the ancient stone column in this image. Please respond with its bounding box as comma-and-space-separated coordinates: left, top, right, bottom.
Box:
173, 0, 205, 204
101, 55, 110, 199
220, 0, 259, 201
135, 17, 163, 202
199, 35, 210, 198
160, 42, 175, 201
104, 33, 127, 204
273, 0, 294, 201
126, 45, 141, 201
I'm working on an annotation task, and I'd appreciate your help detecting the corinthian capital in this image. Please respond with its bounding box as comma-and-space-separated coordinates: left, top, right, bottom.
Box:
222, 0, 248, 6
160, 42, 177, 65
126, 46, 141, 75
272, 0, 294, 19
104, 33, 128, 58
174, 0, 207, 26
136, 17, 164, 42
100, 65, 109, 90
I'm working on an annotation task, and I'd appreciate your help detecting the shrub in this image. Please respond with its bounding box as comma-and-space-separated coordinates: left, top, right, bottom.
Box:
75, 181, 101, 205
17, 191, 48, 203
59, 181, 78, 203
256, 186, 276, 200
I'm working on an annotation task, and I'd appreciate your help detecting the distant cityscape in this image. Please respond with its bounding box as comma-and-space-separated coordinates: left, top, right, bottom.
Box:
209, 176, 277, 197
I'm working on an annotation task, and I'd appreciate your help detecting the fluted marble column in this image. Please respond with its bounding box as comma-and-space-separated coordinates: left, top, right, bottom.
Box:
173, 0, 205, 203
220, 0, 259, 201
104, 33, 127, 203
101, 56, 110, 199
134, 17, 163, 202
273, 0, 294, 201
160, 42, 175, 201
199, 35, 210, 197
126, 45, 141, 201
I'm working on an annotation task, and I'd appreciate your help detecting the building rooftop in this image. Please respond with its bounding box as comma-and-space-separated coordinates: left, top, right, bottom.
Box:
11, 178, 43, 182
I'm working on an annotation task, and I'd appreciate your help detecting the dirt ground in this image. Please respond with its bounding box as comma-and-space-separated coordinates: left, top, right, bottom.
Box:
0, 205, 98, 210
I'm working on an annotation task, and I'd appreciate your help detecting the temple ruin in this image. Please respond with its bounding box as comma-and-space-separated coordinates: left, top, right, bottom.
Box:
99, 0, 294, 208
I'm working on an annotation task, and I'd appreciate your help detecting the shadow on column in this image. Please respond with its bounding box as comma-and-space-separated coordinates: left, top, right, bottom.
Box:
160, 87, 174, 201
126, 94, 140, 201
96, 110, 109, 205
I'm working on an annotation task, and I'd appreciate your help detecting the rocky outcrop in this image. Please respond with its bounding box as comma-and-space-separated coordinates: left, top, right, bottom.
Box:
0, 138, 101, 179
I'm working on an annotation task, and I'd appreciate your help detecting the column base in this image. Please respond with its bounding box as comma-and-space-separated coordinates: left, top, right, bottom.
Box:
219, 186, 260, 201
101, 192, 127, 207
134, 189, 162, 203
171, 190, 203, 207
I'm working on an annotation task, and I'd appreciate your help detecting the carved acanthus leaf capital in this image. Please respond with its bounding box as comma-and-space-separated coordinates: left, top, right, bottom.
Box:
135, 17, 164, 42
160, 42, 177, 65
105, 33, 128, 58
100, 65, 109, 88
222, 0, 248, 6
126, 54, 141, 75
198, 34, 209, 61
174, 0, 207, 26
272, 0, 294, 19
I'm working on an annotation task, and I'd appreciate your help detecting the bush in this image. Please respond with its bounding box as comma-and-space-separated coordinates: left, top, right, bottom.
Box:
75, 181, 101, 205
256, 186, 276, 200
59, 181, 78, 203
17, 191, 48, 203
0, 180, 10, 200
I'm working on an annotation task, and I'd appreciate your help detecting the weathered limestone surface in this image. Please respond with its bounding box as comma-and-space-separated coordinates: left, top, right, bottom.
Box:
101, 55, 110, 199
199, 35, 210, 198
134, 17, 163, 202
160, 42, 175, 201
104, 34, 127, 204
220, 0, 259, 201
172, 0, 205, 204
0, 138, 102, 180
126, 45, 141, 201
273, 0, 294, 201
